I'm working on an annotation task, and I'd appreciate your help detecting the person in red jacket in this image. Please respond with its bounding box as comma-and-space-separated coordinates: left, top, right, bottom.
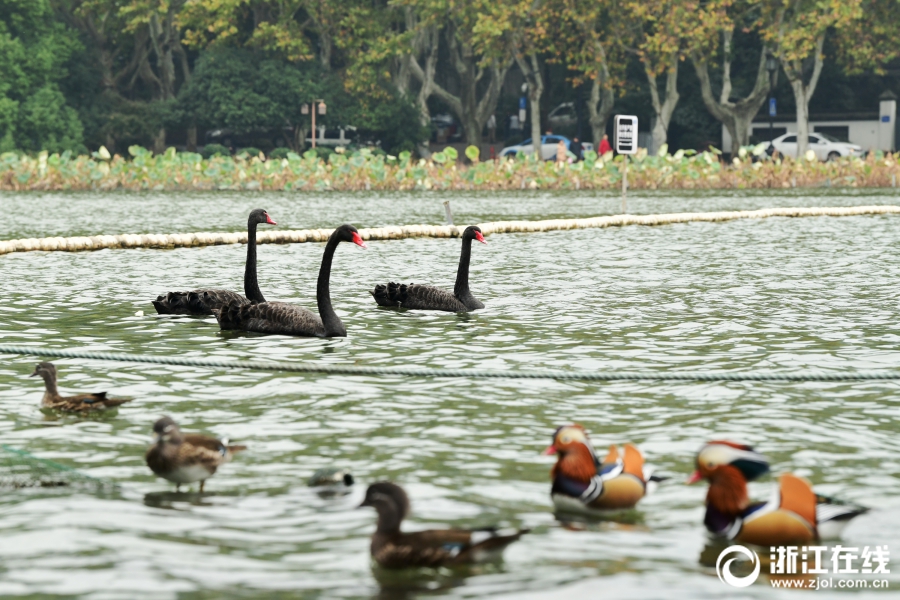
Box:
598, 134, 612, 156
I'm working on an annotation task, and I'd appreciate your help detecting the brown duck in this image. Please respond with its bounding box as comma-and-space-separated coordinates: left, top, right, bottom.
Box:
145, 416, 246, 492
31, 362, 131, 413
359, 481, 529, 569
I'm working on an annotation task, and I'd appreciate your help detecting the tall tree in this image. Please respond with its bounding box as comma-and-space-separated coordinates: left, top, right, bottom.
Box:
613, 0, 714, 152
1, 0, 84, 152
691, 0, 776, 155
475, 0, 547, 150
546, 0, 623, 145
399, 0, 512, 146
757, 0, 861, 155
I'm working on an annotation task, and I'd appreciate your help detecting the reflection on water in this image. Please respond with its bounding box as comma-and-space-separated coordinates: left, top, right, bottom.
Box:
1, 190, 899, 598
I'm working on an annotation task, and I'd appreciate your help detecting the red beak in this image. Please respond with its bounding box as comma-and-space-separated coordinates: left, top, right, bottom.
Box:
475, 231, 487, 244
686, 470, 703, 485
542, 445, 557, 455
265, 213, 277, 225
352, 231, 368, 248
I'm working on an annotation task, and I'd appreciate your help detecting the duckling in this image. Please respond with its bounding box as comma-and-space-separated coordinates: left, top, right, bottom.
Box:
31, 362, 130, 413
359, 481, 529, 569
145, 416, 246, 493
689, 441, 868, 545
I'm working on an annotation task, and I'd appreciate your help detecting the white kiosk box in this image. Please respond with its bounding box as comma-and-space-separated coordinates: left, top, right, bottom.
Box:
615, 115, 638, 212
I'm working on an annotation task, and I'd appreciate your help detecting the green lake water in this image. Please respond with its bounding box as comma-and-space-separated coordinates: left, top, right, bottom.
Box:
0, 189, 898, 598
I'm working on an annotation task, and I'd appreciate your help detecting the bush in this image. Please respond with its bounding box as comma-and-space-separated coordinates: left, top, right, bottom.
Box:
200, 143, 230, 158
237, 147, 262, 159
313, 146, 335, 160
269, 147, 291, 159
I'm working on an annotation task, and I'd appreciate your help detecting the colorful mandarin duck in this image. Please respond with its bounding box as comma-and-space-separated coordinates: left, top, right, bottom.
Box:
359, 482, 529, 569
31, 362, 131, 413
544, 425, 664, 514
688, 441, 868, 546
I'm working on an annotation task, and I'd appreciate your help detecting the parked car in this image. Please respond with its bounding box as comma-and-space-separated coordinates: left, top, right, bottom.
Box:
307, 126, 357, 147
768, 132, 863, 160
500, 135, 594, 160
548, 102, 578, 130
431, 114, 462, 143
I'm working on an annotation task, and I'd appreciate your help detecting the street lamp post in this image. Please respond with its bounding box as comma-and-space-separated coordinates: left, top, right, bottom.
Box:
301, 99, 327, 149
766, 54, 778, 150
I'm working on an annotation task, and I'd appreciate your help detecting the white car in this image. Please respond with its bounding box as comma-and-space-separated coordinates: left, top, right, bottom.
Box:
769, 132, 863, 160
500, 135, 594, 160
306, 126, 357, 147
548, 103, 578, 130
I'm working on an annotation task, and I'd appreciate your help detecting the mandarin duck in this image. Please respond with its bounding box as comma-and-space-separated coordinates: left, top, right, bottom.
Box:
545, 425, 665, 514
145, 416, 246, 493
689, 441, 868, 546
359, 482, 529, 569
31, 362, 131, 413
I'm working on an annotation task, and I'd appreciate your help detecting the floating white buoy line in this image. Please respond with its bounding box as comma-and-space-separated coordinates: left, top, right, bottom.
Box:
1, 205, 899, 256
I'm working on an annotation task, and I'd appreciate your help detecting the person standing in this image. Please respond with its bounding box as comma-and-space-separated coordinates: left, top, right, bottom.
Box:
571, 137, 583, 162
556, 138, 568, 165
487, 114, 497, 143
599, 134, 612, 156
508, 112, 521, 137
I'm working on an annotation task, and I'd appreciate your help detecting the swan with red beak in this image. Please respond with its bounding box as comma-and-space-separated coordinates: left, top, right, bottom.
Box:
689, 441, 868, 545
545, 425, 665, 514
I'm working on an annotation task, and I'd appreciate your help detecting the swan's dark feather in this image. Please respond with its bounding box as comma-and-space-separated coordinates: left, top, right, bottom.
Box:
370, 284, 398, 307
152, 289, 248, 316
215, 301, 326, 337
393, 283, 468, 312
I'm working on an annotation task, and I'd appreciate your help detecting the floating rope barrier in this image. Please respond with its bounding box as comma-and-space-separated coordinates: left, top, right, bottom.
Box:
2, 345, 899, 382
0, 444, 117, 491
1, 205, 898, 255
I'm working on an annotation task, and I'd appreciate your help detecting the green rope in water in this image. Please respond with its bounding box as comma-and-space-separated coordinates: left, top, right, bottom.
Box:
1, 344, 898, 382
0, 444, 116, 490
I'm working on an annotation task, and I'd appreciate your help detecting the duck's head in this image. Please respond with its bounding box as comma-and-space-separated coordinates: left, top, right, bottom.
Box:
249, 208, 277, 226
151, 416, 183, 445
333, 224, 367, 249
462, 225, 487, 244
359, 481, 409, 533
30, 362, 57, 381
687, 441, 770, 485
543, 424, 599, 481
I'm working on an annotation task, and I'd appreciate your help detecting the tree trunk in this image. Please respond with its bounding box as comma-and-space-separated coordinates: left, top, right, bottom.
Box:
319, 32, 332, 70
588, 72, 615, 147
292, 124, 308, 152
407, 25, 439, 157
153, 128, 166, 154
781, 35, 825, 157
433, 23, 511, 146
515, 52, 544, 156
645, 54, 679, 154
692, 31, 774, 156
186, 126, 197, 152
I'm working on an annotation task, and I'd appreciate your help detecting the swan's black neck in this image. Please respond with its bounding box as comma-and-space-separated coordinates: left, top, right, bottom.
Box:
316, 232, 346, 337
244, 220, 266, 303
453, 236, 478, 304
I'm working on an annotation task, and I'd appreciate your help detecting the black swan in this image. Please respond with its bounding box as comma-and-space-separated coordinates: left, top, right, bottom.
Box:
152, 208, 276, 315
214, 224, 367, 337
145, 416, 246, 493
359, 481, 529, 568
370, 225, 486, 312
31, 362, 131, 413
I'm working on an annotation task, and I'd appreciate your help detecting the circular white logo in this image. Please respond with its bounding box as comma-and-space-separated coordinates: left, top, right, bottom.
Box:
716, 544, 761, 588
